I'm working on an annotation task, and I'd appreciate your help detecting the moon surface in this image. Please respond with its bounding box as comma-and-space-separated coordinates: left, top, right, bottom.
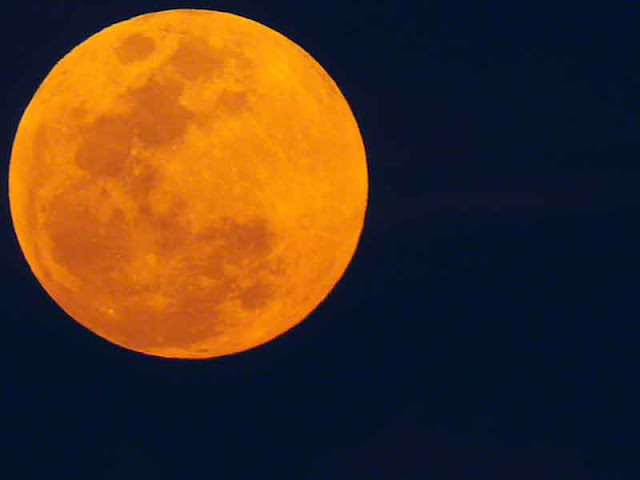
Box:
9, 9, 368, 359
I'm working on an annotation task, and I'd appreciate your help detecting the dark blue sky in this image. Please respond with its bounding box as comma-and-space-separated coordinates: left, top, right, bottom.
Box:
1, 1, 636, 479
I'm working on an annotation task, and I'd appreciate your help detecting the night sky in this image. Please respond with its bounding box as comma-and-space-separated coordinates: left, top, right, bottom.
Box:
1, 1, 637, 479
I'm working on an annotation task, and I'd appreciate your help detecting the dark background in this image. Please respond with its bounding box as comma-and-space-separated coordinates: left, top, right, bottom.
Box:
1, 1, 637, 479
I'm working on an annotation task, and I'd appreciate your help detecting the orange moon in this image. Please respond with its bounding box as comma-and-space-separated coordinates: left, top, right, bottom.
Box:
9, 9, 367, 359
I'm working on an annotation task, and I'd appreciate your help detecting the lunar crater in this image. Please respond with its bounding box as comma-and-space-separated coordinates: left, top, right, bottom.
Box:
115, 33, 156, 64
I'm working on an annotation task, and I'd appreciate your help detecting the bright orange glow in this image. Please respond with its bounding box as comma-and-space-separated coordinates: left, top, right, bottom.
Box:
9, 9, 368, 359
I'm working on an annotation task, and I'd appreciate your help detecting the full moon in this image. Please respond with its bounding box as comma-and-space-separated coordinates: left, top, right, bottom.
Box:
9, 9, 367, 359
